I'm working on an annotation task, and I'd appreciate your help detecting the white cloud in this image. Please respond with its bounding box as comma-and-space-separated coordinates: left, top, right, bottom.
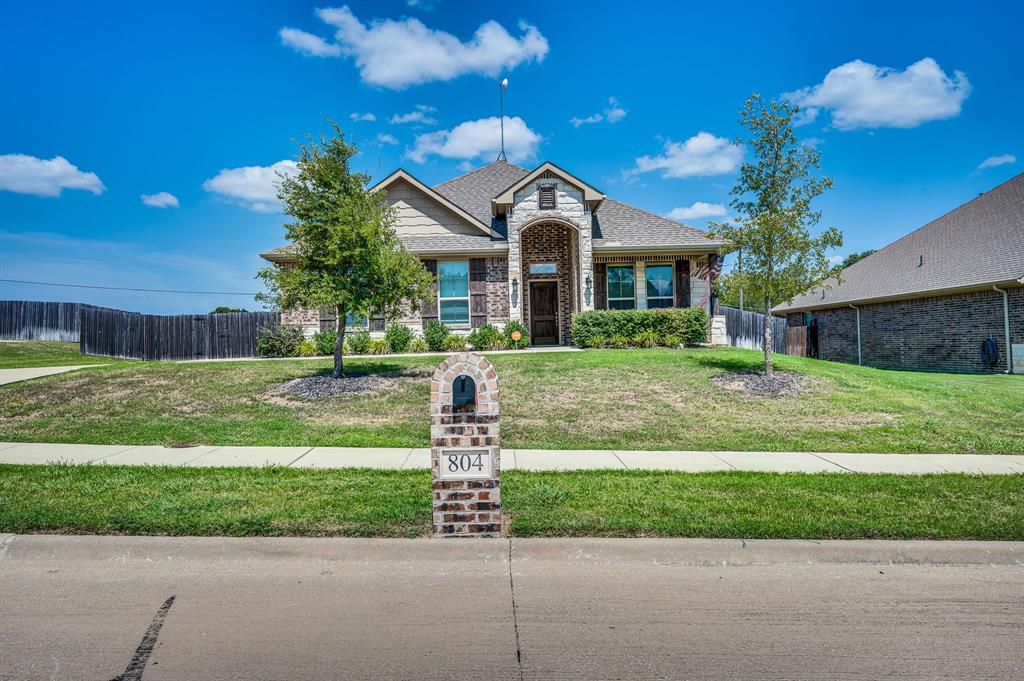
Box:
390, 109, 438, 125
786, 58, 970, 130
802, 137, 825, 149
281, 6, 548, 89
0, 154, 105, 197
666, 202, 728, 221
976, 154, 1016, 171
570, 97, 627, 127
408, 116, 541, 164
140, 191, 179, 208
631, 132, 742, 179
828, 255, 844, 266
202, 160, 298, 213
278, 27, 342, 57
375, 133, 399, 146
349, 112, 376, 122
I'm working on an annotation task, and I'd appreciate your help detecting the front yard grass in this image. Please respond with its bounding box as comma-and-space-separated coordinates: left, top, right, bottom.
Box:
1, 344, 1022, 453
0, 464, 1020, 540
0, 341, 120, 369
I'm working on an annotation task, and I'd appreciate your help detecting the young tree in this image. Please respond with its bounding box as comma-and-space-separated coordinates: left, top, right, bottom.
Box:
709, 95, 842, 377
258, 121, 433, 378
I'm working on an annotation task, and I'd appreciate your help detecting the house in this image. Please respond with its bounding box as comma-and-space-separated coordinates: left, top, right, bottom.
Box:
261, 160, 727, 346
773, 173, 1024, 373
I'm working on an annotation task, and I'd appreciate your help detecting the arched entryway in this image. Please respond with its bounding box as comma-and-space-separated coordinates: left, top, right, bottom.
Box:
519, 220, 579, 345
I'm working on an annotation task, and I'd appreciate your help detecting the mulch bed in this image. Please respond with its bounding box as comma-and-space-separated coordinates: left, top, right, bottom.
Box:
282, 374, 406, 399
712, 371, 810, 397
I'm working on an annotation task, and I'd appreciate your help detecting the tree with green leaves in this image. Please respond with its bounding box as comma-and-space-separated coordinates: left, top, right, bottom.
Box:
709, 95, 843, 377
838, 249, 876, 269
258, 121, 433, 378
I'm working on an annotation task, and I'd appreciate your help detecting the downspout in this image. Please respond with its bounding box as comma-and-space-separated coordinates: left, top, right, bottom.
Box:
848, 304, 862, 365
993, 285, 1012, 374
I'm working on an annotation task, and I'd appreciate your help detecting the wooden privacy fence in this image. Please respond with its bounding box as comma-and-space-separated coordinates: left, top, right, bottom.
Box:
722, 306, 787, 355
80, 309, 278, 360
0, 300, 103, 341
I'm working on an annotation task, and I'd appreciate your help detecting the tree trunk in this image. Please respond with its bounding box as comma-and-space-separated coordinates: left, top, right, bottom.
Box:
763, 296, 774, 378
333, 305, 346, 379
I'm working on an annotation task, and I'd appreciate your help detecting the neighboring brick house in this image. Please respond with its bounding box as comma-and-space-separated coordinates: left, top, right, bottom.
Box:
774, 173, 1024, 374
261, 160, 727, 346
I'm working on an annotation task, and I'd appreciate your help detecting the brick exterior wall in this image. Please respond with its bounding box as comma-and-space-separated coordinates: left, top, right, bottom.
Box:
484, 257, 510, 323
430, 353, 502, 537
520, 222, 579, 345
786, 285, 1023, 373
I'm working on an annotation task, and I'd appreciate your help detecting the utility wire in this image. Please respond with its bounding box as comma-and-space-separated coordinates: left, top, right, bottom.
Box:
0, 278, 260, 296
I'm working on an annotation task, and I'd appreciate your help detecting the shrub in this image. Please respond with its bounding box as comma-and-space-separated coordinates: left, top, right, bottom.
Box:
256, 324, 305, 358
633, 330, 658, 348
368, 338, 391, 355
346, 331, 372, 355
660, 334, 683, 348
443, 334, 467, 352
312, 327, 337, 356
384, 323, 415, 353
610, 334, 632, 349
571, 308, 708, 348
408, 336, 428, 353
582, 334, 607, 349
423, 319, 450, 352
467, 323, 503, 351
295, 339, 318, 357
503, 320, 530, 349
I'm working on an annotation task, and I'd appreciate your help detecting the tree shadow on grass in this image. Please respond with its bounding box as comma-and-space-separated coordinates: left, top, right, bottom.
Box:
686, 352, 767, 375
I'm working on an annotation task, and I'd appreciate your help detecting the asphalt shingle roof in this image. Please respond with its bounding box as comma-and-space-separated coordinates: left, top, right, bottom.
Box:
263, 160, 723, 259
775, 172, 1024, 313
434, 160, 722, 250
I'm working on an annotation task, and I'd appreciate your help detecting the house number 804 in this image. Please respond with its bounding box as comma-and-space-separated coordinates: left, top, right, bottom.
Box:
439, 449, 492, 479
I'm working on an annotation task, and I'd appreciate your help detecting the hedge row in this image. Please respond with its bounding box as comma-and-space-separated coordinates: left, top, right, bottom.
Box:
570, 308, 708, 348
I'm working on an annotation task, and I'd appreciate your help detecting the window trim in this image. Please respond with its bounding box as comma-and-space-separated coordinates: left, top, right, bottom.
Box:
606, 264, 636, 310
437, 259, 471, 327
645, 262, 675, 309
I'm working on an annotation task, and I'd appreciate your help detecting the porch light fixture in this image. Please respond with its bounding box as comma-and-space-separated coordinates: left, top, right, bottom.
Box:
585, 274, 592, 289
511, 277, 519, 306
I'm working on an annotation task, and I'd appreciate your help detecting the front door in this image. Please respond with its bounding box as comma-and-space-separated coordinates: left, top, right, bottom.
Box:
529, 281, 559, 345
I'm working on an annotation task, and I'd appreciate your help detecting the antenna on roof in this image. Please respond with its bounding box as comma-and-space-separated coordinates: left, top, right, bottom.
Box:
497, 78, 509, 162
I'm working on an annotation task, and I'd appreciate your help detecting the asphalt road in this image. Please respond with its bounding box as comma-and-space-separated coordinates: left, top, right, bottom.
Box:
1, 535, 1021, 680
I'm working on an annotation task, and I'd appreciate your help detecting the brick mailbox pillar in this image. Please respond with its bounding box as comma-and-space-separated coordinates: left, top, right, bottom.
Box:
430, 352, 502, 537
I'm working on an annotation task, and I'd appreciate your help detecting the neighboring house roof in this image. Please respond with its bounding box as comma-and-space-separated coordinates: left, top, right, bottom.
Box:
262, 160, 723, 261
774, 172, 1024, 313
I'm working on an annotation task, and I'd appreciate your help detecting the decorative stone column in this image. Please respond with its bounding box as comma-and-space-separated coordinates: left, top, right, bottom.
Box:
429, 353, 502, 537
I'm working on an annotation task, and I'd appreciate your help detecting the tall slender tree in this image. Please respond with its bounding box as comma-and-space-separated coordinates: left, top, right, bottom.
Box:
709, 95, 842, 377
258, 121, 433, 378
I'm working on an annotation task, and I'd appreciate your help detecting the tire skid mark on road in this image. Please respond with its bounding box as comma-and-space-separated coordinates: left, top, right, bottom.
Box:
109, 595, 176, 681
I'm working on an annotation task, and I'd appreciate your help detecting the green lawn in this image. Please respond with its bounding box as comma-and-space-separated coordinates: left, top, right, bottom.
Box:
0, 341, 119, 369
0, 465, 1019, 539
1, 343, 1021, 453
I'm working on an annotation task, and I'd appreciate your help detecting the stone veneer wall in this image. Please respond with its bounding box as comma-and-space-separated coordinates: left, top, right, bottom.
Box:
506, 176, 594, 325
520, 223, 578, 345
786, 285, 1023, 373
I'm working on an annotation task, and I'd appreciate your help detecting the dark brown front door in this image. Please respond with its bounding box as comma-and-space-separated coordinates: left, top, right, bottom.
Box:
529, 281, 559, 345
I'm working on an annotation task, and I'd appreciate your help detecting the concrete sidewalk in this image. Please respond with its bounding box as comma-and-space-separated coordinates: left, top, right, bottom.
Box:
2, 441, 1023, 474
0, 364, 101, 386
1, 535, 1021, 680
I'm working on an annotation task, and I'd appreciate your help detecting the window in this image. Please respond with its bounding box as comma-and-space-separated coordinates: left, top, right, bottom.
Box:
530, 262, 557, 274
345, 311, 369, 329
645, 264, 674, 308
438, 260, 470, 325
538, 184, 557, 210
607, 265, 635, 309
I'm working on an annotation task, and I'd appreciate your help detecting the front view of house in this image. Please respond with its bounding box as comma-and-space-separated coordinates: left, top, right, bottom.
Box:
261, 160, 726, 345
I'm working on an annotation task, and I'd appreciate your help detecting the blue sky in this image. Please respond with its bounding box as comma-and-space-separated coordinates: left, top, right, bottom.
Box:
1, 0, 1020, 313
